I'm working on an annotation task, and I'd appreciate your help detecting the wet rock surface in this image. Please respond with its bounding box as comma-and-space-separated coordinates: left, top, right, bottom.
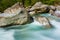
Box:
34, 16, 52, 28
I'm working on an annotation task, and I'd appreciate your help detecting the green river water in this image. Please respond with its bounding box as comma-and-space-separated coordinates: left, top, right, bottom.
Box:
0, 14, 60, 40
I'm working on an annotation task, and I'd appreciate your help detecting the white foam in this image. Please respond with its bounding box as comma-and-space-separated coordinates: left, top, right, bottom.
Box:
0, 30, 15, 40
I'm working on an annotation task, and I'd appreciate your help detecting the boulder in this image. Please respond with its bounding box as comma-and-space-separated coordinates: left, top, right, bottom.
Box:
55, 6, 60, 17
0, 2, 33, 27
4, 2, 24, 14
49, 6, 60, 17
0, 2, 25, 17
39, 5, 50, 13
35, 16, 52, 28
49, 10, 55, 15
49, 5, 56, 15
49, 5, 56, 10
30, 2, 42, 11
56, 6, 60, 10
29, 2, 50, 16
29, 11, 36, 16
0, 8, 33, 27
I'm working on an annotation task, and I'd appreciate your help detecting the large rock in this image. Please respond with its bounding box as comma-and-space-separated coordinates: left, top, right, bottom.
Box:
56, 6, 60, 10
39, 5, 49, 13
0, 2, 25, 17
29, 2, 50, 16
49, 6, 60, 17
29, 11, 36, 16
4, 2, 23, 14
30, 2, 49, 11
0, 9, 33, 27
49, 5, 56, 10
54, 6, 60, 17
30, 2, 42, 11
35, 16, 52, 28
54, 10, 60, 17
55, 6, 60, 17
0, 2, 33, 27
49, 5, 56, 15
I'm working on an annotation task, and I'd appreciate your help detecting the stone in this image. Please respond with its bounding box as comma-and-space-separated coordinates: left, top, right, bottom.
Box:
49, 6, 60, 17
0, 8, 33, 27
29, 2, 49, 16
0, 2, 25, 17
4, 2, 24, 14
49, 10, 55, 15
0, 2, 33, 27
35, 16, 52, 28
56, 6, 60, 10
30, 2, 42, 11
54, 10, 60, 17
49, 5, 56, 10
39, 5, 49, 13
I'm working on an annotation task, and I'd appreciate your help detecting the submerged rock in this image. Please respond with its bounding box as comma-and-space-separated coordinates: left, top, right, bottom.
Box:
35, 16, 52, 28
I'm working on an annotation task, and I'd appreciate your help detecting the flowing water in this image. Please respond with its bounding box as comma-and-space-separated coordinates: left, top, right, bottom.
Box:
0, 13, 60, 40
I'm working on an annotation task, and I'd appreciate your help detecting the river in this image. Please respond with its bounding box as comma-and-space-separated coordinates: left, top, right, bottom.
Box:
0, 13, 60, 40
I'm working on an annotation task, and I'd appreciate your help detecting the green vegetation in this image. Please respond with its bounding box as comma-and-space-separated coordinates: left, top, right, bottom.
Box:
0, 0, 60, 12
